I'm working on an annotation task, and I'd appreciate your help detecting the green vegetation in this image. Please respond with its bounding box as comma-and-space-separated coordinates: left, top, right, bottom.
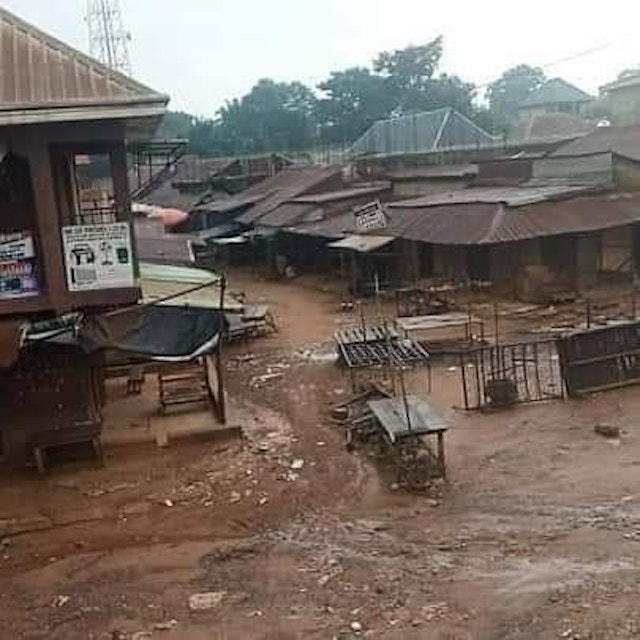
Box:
159, 40, 551, 155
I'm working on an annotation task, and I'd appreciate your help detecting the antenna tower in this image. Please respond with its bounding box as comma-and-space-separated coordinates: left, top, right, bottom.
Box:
87, 0, 132, 74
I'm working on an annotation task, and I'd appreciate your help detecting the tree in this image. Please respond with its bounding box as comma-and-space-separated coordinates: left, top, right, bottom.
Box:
316, 67, 394, 144
155, 111, 196, 140
216, 79, 317, 153
425, 74, 476, 116
373, 37, 444, 112
486, 64, 546, 132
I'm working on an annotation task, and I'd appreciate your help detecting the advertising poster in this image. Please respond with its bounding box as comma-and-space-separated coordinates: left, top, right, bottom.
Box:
62, 222, 134, 292
0, 230, 40, 300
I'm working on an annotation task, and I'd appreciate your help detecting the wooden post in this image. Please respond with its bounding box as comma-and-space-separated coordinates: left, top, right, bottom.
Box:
27, 140, 69, 312
111, 141, 139, 281
437, 431, 446, 479
215, 340, 227, 424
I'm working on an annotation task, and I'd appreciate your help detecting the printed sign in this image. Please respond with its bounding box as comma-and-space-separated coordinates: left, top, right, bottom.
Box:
354, 200, 388, 232
0, 231, 40, 300
62, 223, 134, 292
0, 231, 35, 261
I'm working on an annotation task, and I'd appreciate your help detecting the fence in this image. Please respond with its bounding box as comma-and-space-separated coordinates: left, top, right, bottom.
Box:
459, 339, 564, 410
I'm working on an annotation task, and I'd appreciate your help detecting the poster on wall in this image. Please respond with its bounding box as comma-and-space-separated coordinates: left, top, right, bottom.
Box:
0, 230, 41, 300
62, 223, 135, 292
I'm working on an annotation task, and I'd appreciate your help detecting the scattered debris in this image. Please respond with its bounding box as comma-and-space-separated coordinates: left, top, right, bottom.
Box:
594, 424, 621, 439
52, 595, 70, 608
154, 619, 179, 631
350, 621, 363, 633
189, 591, 226, 611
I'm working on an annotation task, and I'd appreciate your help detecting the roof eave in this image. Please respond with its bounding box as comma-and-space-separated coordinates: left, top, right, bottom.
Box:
0, 98, 168, 128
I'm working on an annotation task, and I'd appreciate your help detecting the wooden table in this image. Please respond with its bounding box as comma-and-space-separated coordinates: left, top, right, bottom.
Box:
366, 395, 448, 478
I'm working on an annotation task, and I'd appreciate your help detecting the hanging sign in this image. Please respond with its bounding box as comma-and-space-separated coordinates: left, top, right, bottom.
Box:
62, 223, 134, 292
354, 200, 388, 232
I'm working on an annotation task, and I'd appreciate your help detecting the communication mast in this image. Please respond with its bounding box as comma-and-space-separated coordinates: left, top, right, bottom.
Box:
87, 0, 132, 74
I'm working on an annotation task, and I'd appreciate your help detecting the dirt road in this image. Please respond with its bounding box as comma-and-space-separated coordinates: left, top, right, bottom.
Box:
2, 269, 640, 639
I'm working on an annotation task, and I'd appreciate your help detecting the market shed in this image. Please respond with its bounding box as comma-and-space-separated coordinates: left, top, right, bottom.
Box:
0, 6, 170, 465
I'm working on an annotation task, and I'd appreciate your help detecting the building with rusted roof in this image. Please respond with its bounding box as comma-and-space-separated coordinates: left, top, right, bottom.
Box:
518, 78, 594, 123
0, 6, 169, 464
187, 164, 345, 232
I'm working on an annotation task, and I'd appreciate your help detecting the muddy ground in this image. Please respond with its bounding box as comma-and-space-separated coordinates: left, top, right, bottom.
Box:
2, 269, 640, 639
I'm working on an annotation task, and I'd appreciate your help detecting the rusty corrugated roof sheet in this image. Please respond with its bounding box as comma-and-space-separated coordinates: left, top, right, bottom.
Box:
550, 126, 640, 162
291, 183, 391, 204
392, 193, 640, 245
256, 183, 390, 229
0, 7, 167, 125
388, 184, 594, 208
235, 165, 344, 224
288, 193, 640, 246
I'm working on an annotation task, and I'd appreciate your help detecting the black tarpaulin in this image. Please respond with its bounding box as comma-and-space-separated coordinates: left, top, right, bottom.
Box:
80, 305, 228, 362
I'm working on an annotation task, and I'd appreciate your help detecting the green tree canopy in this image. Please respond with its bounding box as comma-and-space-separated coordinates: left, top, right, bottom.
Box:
158, 43, 557, 155
486, 64, 546, 132
216, 79, 317, 154
316, 67, 394, 144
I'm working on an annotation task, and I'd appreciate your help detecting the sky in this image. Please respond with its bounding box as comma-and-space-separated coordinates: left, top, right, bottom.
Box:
4, 0, 640, 116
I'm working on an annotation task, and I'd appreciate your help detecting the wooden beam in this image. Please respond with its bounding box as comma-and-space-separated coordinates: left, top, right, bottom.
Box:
27, 139, 69, 313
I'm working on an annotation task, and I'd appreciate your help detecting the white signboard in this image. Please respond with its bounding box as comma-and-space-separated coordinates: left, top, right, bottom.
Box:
354, 200, 388, 232
62, 223, 134, 292
0, 231, 35, 261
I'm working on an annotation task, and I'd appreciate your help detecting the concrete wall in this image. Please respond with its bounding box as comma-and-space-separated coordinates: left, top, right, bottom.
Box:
607, 86, 640, 126
613, 156, 640, 191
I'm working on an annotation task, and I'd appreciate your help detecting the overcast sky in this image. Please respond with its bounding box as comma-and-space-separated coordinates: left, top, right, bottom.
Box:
5, 0, 640, 115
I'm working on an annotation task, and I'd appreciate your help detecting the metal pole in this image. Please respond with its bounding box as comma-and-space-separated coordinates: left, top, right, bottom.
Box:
460, 351, 469, 410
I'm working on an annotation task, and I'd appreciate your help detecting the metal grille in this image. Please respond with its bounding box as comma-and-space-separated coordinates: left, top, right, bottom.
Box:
459, 339, 564, 410
557, 322, 640, 397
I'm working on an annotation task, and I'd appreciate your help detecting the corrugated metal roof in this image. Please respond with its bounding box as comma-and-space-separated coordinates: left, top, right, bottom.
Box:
256, 202, 323, 228
387, 164, 478, 180
287, 192, 640, 246
520, 78, 593, 108
392, 193, 640, 245
550, 126, 640, 162
291, 183, 391, 204
193, 193, 269, 215
327, 235, 394, 252
254, 184, 390, 229
235, 165, 344, 224
518, 112, 593, 142
351, 108, 496, 157
0, 7, 167, 125
388, 184, 594, 208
